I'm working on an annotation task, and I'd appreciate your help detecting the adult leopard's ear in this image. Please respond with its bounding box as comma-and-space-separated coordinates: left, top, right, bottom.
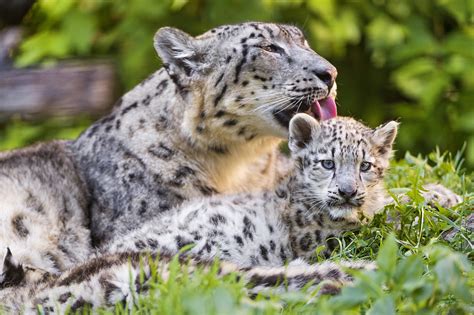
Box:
288, 113, 321, 153
0, 248, 25, 288
154, 27, 207, 80
371, 121, 398, 158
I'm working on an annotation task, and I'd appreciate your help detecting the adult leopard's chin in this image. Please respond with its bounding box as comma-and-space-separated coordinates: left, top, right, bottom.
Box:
272, 101, 311, 128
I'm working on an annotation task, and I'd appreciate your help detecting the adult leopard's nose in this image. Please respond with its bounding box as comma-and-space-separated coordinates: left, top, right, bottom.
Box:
312, 66, 337, 91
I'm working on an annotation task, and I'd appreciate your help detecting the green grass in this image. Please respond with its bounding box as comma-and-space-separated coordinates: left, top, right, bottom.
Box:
88, 150, 471, 315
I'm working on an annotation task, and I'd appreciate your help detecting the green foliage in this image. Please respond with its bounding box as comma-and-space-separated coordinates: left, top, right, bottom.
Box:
12, 0, 474, 166
0, 116, 92, 151
322, 242, 472, 314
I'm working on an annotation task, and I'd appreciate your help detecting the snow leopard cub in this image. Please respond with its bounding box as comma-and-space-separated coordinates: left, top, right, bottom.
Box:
104, 114, 398, 264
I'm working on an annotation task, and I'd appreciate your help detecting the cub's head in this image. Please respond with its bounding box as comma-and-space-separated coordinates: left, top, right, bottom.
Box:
288, 114, 398, 221
154, 22, 337, 141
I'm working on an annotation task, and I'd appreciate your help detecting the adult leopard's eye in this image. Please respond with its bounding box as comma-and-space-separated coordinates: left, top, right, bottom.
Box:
360, 161, 372, 172
321, 160, 335, 170
260, 44, 282, 54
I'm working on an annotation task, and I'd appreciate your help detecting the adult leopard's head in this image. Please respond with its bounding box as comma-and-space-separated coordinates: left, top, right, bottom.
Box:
288, 114, 398, 222
154, 22, 337, 141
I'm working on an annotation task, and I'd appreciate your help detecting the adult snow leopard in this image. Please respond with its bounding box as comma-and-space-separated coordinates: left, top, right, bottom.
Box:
0, 22, 339, 285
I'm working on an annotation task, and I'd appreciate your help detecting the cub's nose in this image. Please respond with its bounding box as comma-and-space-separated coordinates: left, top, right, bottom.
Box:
312, 66, 337, 91
338, 187, 357, 199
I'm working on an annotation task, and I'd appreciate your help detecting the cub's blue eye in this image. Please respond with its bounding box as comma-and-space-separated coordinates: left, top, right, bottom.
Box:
360, 161, 372, 172
321, 160, 335, 170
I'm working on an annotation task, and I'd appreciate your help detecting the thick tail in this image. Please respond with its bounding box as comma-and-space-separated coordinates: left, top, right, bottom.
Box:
0, 252, 374, 314
242, 259, 374, 295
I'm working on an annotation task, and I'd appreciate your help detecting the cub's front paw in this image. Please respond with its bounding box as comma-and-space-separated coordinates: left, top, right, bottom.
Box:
422, 183, 463, 208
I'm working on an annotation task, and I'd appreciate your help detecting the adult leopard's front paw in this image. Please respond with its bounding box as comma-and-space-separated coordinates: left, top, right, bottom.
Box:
422, 183, 463, 208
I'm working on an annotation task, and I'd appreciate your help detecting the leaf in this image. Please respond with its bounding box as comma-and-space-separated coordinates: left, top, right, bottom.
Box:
171, 0, 189, 11
39, 0, 75, 22
307, 0, 336, 21
331, 285, 369, 308
366, 16, 406, 49
377, 234, 398, 277
410, 283, 434, 304
391, 17, 438, 63
434, 255, 471, 302
391, 59, 439, 100
367, 295, 396, 315
395, 255, 424, 290
444, 32, 474, 58
437, 0, 471, 23
62, 10, 97, 54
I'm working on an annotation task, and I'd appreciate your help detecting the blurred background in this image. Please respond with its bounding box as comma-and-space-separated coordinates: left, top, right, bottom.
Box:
0, 0, 473, 167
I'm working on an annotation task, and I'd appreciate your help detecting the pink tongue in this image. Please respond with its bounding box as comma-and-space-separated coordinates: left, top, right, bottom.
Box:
312, 97, 337, 120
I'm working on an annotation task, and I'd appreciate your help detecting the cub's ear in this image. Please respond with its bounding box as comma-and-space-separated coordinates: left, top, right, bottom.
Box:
154, 27, 206, 80
0, 248, 25, 288
288, 114, 321, 153
371, 121, 398, 158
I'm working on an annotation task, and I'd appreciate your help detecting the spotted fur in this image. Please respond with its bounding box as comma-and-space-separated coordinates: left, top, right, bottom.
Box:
0, 142, 90, 288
